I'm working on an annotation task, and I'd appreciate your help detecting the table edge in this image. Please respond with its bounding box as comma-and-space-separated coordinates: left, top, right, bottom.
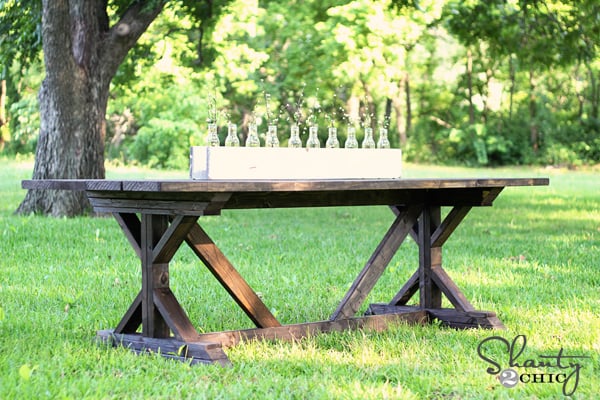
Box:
21, 177, 550, 192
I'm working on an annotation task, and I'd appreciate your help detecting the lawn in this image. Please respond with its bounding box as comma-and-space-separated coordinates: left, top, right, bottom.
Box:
0, 156, 598, 399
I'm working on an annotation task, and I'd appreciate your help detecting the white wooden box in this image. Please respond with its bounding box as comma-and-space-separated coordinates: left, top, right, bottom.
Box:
190, 146, 402, 180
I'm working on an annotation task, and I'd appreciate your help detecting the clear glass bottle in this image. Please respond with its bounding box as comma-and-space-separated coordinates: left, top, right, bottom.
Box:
325, 127, 340, 148
288, 123, 302, 148
306, 125, 320, 148
225, 123, 240, 147
345, 126, 358, 149
265, 124, 279, 147
377, 127, 390, 149
207, 123, 220, 147
245, 123, 260, 147
362, 127, 376, 149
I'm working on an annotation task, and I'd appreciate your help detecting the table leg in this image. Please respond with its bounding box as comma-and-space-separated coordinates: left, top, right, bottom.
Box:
98, 213, 230, 365
141, 214, 170, 338
330, 205, 423, 320
114, 214, 201, 340
184, 223, 281, 329
419, 206, 442, 309
367, 205, 505, 329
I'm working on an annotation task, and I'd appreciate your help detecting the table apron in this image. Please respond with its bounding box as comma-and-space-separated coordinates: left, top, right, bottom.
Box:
86, 187, 504, 215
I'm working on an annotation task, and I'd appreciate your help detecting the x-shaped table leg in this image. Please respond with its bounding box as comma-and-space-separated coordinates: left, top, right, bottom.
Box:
330, 205, 423, 320
336, 205, 505, 329
112, 213, 203, 341
390, 205, 476, 312
99, 212, 282, 365
111, 213, 280, 339
386, 205, 503, 328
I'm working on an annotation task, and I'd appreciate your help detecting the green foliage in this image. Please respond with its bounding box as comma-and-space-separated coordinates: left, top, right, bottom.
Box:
106, 5, 208, 168
0, 0, 42, 73
1, 0, 599, 167
444, 0, 596, 68
437, 0, 600, 166
2, 61, 43, 155
5, 95, 39, 154
128, 118, 197, 169
543, 118, 600, 166
109, 67, 206, 168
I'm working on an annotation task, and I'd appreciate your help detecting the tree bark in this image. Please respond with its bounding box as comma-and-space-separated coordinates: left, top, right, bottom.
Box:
508, 55, 515, 121
361, 82, 377, 131
16, 0, 165, 216
384, 97, 392, 128
585, 61, 599, 120
391, 85, 405, 147
466, 49, 475, 125
0, 79, 6, 149
404, 72, 412, 139
528, 68, 539, 153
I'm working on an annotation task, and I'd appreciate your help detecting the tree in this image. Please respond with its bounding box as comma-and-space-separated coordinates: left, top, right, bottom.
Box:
0, 0, 224, 216
444, 0, 600, 152
0, 0, 41, 152
4, 1, 163, 216
311, 0, 442, 146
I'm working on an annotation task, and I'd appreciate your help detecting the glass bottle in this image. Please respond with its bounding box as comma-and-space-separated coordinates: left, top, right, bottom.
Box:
362, 127, 376, 149
377, 127, 391, 149
245, 123, 260, 147
207, 123, 220, 147
306, 125, 320, 148
225, 123, 240, 147
288, 123, 302, 148
265, 124, 279, 147
345, 126, 358, 149
325, 127, 340, 148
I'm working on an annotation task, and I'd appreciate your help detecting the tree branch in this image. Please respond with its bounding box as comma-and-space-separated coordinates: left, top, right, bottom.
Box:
101, 1, 167, 82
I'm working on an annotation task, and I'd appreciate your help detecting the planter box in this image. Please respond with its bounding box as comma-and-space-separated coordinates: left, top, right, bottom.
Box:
190, 146, 402, 180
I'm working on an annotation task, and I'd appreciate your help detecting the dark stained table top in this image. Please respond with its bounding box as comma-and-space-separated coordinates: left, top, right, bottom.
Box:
22, 178, 549, 214
22, 178, 549, 192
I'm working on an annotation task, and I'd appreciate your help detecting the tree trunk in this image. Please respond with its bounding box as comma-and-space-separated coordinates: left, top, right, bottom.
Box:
401, 46, 412, 145
466, 49, 475, 125
359, 80, 377, 130
16, 0, 165, 216
585, 61, 599, 120
404, 72, 412, 139
392, 88, 406, 147
0, 79, 6, 149
384, 98, 392, 128
508, 55, 516, 120
574, 63, 584, 119
528, 68, 539, 153
481, 68, 494, 124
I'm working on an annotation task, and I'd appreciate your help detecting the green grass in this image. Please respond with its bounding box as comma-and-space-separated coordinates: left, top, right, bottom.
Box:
1, 156, 598, 399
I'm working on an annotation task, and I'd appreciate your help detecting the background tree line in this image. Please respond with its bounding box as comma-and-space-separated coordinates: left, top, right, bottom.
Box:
2, 0, 599, 171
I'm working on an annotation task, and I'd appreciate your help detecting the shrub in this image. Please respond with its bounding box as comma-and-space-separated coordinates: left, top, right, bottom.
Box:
128, 118, 200, 169
2, 95, 39, 155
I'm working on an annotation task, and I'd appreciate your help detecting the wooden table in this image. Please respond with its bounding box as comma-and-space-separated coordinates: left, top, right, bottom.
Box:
22, 178, 549, 365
